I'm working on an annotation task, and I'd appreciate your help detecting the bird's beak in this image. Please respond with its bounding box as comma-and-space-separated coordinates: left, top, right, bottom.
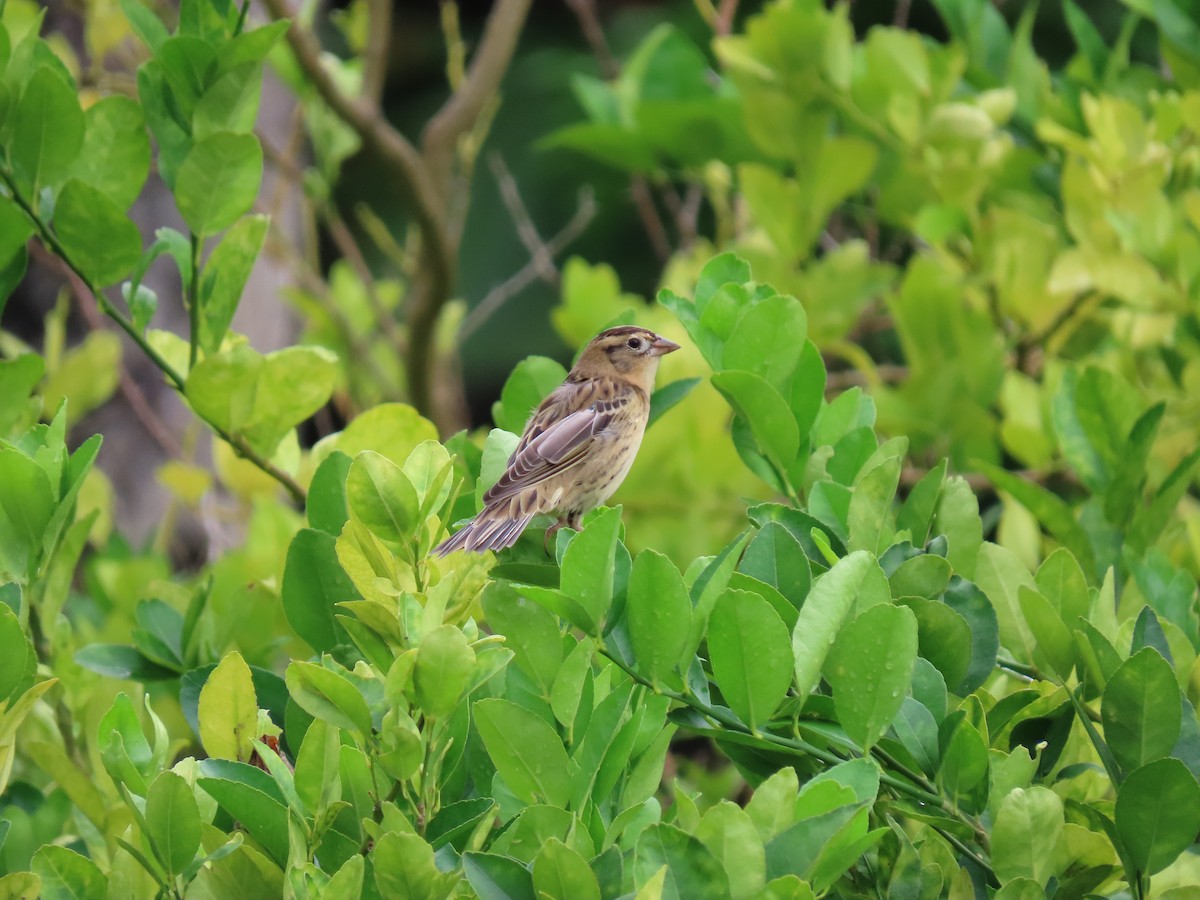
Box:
650, 335, 680, 356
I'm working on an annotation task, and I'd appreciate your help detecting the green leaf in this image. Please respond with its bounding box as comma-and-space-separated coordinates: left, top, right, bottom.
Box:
974, 543, 1038, 665
712, 370, 799, 474
1115, 757, 1200, 875
627, 549, 692, 687
722, 295, 807, 390
293, 719, 341, 818
792, 551, 886, 705
560, 505, 622, 630
345, 450, 420, 545
634, 823, 732, 900
0, 447, 56, 580
888, 555, 952, 600
174, 132, 263, 236
474, 698, 571, 807
825, 603, 918, 751
307, 450, 352, 535
1034, 548, 1090, 625
199, 650, 258, 761
1101, 647, 1182, 773
937, 712, 989, 798
0, 202, 35, 275
847, 452, 903, 555
532, 838, 601, 900
31, 845, 106, 900
70, 95, 150, 210
194, 62, 263, 138
1017, 587, 1075, 681
281, 528, 355, 653
52, 179, 142, 287
940, 577, 1000, 695
483, 581, 564, 691
414, 625, 475, 718
492, 356, 567, 434
897, 596, 971, 691
462, 851, 535, 900
0, 603, 34, 705
186, 343, 337, 456
694, 800, 766, 900
145, 771, 201, 877
196, 764, 289, 866
74, 644, 175, 682
990, 786, 1063, 886
373, 831, 458, 900
741, 523, 811, 611
285, 660, 373, 736
120, 0, 170, 51
10, 66, 85, 195
198, 214, 269, 353
709, 589, 793, 731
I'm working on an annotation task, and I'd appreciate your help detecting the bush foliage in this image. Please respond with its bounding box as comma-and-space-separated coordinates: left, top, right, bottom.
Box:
2, 0, 1200, 898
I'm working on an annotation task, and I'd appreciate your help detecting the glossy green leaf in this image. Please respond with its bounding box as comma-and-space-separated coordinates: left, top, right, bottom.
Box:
10, 66, 84, 195
197, 214, 268, 353
532, 838, 601, 900
1101, 647, 1181, 773
492, 356, 567, 434
793, 551, 886, 705
53, 178, 142, 287
722, 295, 807, 390
462, 851, 535, 900
627, 549, 692, 687
285, 660, 372, 736
198, 650, 258, 762
373, 831, 458, 900
306, 450, 352, 535
560, 505, 622, 629
1115, 757, 1200, 875
345, 449, 420, 545
186, 344, 337, 456
740, 523, 811, 611
174, 132, 263, 236
709, 588, 793, 731
281, 528, 355, 653
695, 800, 766, 900
31, 845, 105, 900
634, 823, 732, 900
414, 625, 475, 718
70, 95, 150, 209
145, 770, 201, 876
474, 698, 571, 807
826, 603, 918, 750
712, 370, 799, 473
991, 786, 1063, 886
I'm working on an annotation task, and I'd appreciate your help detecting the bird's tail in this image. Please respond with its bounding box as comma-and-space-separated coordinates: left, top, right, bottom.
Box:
434, 504, 536, 556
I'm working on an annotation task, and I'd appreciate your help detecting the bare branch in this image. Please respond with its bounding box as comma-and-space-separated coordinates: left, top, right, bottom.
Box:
421, 0, 534, 195
362, 0, 393, 108
459, 187, 597, 343
563, 0, 619, 78
488, 153, 558, 283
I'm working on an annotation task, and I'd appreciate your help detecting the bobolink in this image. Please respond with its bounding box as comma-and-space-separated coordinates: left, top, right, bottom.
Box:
435, 326, 680, 554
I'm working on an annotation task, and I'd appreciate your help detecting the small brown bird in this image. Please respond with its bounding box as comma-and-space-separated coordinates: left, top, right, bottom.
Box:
435, 326, 680, 555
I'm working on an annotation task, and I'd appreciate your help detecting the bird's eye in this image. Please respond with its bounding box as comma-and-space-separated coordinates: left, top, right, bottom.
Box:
627, 337, 643, 350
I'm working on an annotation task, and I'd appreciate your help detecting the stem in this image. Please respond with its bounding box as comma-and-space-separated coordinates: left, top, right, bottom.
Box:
3, 167, 306, 503
188, 233, 201, 370
597, 644, 992, 859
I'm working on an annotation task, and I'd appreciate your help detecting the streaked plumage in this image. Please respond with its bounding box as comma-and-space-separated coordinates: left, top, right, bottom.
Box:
435, 326, 680, 555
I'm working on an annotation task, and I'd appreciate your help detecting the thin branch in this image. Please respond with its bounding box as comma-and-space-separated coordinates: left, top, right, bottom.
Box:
459, 187, 596, 343
4, 168, 306, 503
260, 0, 453, 302
361, 0, 393, 108
421, 0, 534, 195
564, 0, 619, 78
714, 0, 740, 35
488, 153, 558, 282
31, 242, 182, 457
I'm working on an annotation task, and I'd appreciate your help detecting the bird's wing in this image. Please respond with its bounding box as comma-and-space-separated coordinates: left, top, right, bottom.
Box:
483, 381, 616, 504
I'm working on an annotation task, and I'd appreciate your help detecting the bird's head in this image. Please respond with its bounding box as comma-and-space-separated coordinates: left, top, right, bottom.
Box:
571, 326, 680, 392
